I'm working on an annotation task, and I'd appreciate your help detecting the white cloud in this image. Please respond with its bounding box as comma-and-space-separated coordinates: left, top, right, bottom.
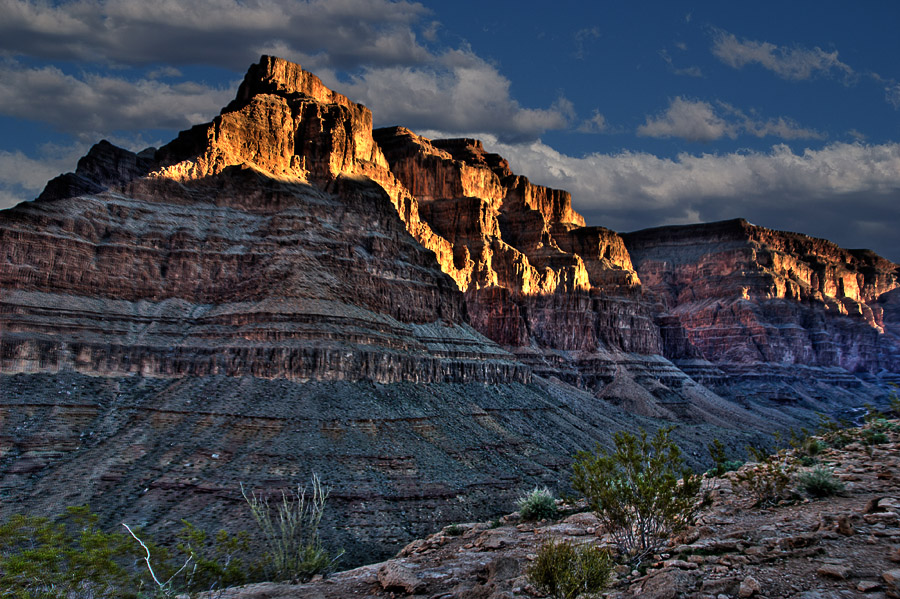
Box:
470, 136, 900, 260
659, 48, 703, 78
0, 61, 235, 139
332, 49, 573, 141
712, 30, 855, 82
638, 98, 735, 142
638, 97, 824, 142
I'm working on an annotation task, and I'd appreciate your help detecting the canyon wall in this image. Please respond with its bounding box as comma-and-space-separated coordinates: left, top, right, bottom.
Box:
1, 56, 898, 562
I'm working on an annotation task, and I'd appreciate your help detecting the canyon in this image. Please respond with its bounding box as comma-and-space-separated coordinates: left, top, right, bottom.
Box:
0, 56, 897, 563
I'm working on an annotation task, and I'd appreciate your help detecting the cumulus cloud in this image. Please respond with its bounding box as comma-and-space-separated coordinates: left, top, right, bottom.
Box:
712, 29, 855, 82
0, 0, 431, 70
638, 97, 734, 142
470, 136, 900, 261
638, 97, 823, 142
0, 61, 234, 139
333, 49, 574, 142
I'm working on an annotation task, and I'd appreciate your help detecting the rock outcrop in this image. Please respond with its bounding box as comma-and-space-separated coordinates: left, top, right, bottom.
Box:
1, 56, 898, 564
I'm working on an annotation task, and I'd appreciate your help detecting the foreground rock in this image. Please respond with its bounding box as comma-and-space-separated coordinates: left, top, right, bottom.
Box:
211, 424, 900, 599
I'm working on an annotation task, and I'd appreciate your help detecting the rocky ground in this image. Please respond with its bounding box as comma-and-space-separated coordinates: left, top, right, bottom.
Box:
209, 422, 900, 599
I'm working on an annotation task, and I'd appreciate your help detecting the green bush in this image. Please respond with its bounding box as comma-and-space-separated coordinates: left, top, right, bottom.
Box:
444, 524, 465, 536
797, 467, 845, 498
861, 428, 888, 446
242, 474, 343, 583
706, 439, 743, 476
527, 539, 611, 599
0, 506, 144, 598
572, 427, 701, 563
517, 487, 558, 521
172, 521, 261, 591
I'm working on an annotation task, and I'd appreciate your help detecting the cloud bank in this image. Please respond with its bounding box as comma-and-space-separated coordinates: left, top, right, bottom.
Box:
638, 97, 824, 142
471, 136, 900, 261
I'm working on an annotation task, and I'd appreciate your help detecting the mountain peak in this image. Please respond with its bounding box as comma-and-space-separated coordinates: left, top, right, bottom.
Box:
224, 55, 363, 116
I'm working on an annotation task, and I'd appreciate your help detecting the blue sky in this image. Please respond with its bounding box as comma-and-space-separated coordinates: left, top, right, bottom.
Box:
2, 0, 900, 261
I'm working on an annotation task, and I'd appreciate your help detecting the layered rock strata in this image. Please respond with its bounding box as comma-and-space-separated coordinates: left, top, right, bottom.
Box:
623, 219, 900, 398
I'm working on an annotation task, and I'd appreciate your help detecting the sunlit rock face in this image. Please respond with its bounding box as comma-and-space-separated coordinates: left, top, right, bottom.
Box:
1, 56, 898, 565
623, 218, 900, 394
372, 126, 661, 365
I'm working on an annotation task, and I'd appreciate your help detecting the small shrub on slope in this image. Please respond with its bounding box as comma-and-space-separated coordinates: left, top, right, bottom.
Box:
242, 473, 343, 583
572, 427, 701, 564
735, 446, 795, 507
528, 538, 612, 599
797, 467, 845, 498
517, 487, 558, 521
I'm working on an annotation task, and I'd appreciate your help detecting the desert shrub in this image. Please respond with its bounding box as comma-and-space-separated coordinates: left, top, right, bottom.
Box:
444, 524, 465, 536
720, 460, 744, 472
171, 521, 261, 591
242, 474, 343, 583
802, 437, 826, 456
527, 539, 612, 599
797, 467, 845, 498
861, 428, 889, 446
735, 446, 794, 507
517, 487, 558, 521
0, 506, 148, 598
798, 455, 817, 467
706, 439, 727, 477
824, 429, 853, 449
572, 427, 701, 563
706, 439, 743, 476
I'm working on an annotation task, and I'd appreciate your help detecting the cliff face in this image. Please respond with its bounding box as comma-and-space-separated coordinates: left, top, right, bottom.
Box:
623, 219, 900, 396
1, 56, 898, 564
372, 126, 660, 363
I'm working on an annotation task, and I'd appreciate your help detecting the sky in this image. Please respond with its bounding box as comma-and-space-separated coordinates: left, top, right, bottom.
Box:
2, 0, 900, 261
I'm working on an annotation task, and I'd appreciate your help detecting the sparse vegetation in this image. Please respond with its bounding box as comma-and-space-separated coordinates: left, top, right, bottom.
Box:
0, 506, 144, 598
444, 524, 465, 536
572, 427, 701, 564
706, 439, 743, 476
517, 486, 558, 522
797, 467, 845, 498
527, 539, 612, 599
242, 473, 343, 583
735, 445, 795, 507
